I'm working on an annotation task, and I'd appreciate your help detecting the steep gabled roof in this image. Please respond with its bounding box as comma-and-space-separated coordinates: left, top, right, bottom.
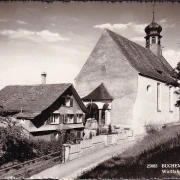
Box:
106, 29, 174, 83
0, 83, 87, 118
75, 29, 174, 84
82, 83, 113, 101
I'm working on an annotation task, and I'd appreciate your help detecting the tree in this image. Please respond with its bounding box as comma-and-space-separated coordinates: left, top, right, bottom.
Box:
169, 62, 180, 107
0, 119, 35, 164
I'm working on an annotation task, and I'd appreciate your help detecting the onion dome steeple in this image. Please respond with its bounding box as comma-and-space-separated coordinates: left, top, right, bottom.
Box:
145, 4, 163, 57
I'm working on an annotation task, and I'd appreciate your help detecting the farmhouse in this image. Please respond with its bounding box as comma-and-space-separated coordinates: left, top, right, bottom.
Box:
75, 13, 180, 134
0, 73, 87, 141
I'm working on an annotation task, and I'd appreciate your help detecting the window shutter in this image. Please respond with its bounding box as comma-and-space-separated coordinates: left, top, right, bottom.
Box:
64, 114, 67, 124
60, 115, 64, 124
70, 97, 73, 107
47, 117, 50, 124
49, 115, 53, 123
74, 114, 77, 123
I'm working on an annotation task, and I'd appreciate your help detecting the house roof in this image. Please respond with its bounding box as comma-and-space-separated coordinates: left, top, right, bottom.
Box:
0, 83, 87, 118
82, 83, 113, 101
75, 29, 175, 84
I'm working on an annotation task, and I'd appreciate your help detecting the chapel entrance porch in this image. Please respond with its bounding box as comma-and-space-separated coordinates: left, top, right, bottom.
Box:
81, 83, 113, 127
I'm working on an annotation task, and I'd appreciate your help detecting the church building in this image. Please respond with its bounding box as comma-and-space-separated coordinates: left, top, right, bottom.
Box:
75, 11, 179, 134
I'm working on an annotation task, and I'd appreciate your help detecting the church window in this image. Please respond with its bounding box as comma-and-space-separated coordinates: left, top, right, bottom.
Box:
169, 87, 173, 112
152, 37, 156, 44
147, 85, 152, 93
157, 83, 161, 112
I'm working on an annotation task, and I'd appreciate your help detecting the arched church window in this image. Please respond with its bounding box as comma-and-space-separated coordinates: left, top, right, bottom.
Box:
152, 37, 156, 44
147, 85, 152, 93
169, 87, 173, 112
157, 83, 161, 112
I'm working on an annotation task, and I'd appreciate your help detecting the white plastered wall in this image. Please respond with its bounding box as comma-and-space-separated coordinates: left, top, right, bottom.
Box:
133, 74, 180, 134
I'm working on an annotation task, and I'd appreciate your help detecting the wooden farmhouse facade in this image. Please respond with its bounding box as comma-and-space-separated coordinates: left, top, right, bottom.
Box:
0, 83, 87, 141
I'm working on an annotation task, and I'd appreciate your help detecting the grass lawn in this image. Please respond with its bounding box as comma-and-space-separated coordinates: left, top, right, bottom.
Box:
79, 125, 180, 179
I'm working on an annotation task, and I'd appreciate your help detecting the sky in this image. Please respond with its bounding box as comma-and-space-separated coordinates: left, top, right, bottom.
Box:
0, 2, 180, 90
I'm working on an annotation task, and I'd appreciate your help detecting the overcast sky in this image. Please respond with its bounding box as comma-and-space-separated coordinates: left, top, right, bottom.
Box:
0, 2, 180, 90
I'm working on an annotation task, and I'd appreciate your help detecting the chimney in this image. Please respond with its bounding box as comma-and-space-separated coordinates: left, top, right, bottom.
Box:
41, 72, 47, 84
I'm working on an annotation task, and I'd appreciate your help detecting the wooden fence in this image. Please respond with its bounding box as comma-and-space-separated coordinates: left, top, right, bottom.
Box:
65, 129, 133, 162
0, 128, 133, 178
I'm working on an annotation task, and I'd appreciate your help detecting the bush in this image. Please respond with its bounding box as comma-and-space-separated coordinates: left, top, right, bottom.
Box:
0, 125, 36, 164
32, 139, 62, 157
66, 130, 77, 144
145, 123, 159, 134
0, 117, 62, 165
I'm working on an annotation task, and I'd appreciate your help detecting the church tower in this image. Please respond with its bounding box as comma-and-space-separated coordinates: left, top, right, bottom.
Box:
145, 5, 162, 57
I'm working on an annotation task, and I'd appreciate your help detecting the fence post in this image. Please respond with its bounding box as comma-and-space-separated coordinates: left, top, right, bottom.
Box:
62, 144, 71, 163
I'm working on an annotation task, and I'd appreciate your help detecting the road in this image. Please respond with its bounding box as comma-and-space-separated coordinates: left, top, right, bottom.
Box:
32, 138, 136, 179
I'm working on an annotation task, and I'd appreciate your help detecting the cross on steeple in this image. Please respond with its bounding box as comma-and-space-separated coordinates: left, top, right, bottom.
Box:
152, 3, 155, 22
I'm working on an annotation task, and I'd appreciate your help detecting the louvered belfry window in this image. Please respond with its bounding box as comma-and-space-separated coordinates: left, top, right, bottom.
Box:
152, 37, 156, 44
157, 83, 161, 112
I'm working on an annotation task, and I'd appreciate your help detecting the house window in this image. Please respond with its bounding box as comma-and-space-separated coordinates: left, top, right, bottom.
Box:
67, 114, 74, 123
169, 87, 173, 112
157, 83, 161, 112
65, 96, 70, 107
21, 119, 25, 124
77, 114, 83, 123
59, 114, 64, 124
48, 113, 60, 124
64, 96, 73, 107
